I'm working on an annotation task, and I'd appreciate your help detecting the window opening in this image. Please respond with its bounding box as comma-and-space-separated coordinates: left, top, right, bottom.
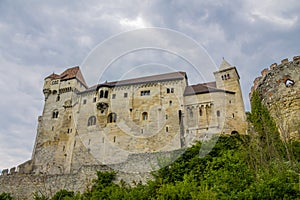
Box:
99, 90, 104, 98
88, 116, 96, 126
142, 112, 148, 120
108, 113, 117, 123
285, 79, 295, 87
52, 110, 59, 118
104, 90, 108, 98
217, 110, 220, 117
141, 90, 150, 96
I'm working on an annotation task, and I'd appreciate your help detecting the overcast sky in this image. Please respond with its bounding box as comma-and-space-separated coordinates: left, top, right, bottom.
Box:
0, 0, 299, 171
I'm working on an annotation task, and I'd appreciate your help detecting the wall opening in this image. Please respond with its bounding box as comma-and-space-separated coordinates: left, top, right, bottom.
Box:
88, 116, 96, 126
99, 90, 104, 98
108, 113, 117, 123
52, 110, 59, 118
178, 110, 182, 124
142, 112, 148, 120
285, 79, 295, 87
104, 91, 108, 98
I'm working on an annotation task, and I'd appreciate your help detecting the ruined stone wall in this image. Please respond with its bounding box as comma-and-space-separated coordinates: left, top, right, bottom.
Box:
250, 56, 300, 139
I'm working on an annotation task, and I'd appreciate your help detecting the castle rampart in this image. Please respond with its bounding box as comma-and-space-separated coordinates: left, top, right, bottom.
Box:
250, 56, 300, 139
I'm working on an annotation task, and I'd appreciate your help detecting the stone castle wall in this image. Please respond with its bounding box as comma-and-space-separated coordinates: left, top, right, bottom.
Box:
249, 56, 300, 139
0, 149, 184, 199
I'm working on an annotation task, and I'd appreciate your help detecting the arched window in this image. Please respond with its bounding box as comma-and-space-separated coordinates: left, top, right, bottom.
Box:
52, 110, 59, 118
56, 95, 60, 102
142, 112, 148, 120
166, 126, 169, 132
108, 113, 117, 123
88, 116, 96, 126
104, 90, 108, 98
199, 108, 203, 116
167, 88, 170, 93
216, 110, 220, 117
99, 90, 104, 98
227, 74, 230, 79
221, 75, 224, 80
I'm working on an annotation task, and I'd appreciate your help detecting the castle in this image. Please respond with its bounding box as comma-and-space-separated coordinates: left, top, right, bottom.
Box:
11, 58, 246, 175
0, 59, 247, 198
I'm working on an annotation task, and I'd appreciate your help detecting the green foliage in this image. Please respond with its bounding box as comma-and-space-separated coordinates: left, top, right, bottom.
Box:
0, 193, 13, 200
45, 133, 300, 199
51, 189, 75, 200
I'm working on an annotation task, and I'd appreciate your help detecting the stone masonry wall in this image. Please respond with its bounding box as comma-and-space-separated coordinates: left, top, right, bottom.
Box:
0, 149, 184, 199
249, 56, 300, 139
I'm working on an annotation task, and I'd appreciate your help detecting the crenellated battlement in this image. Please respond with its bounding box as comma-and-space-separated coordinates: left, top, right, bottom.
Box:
249, 55, 300, 139
249, 55, 300, 99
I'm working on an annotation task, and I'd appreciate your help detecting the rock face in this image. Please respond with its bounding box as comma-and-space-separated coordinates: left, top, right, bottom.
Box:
250, 56, 300, 139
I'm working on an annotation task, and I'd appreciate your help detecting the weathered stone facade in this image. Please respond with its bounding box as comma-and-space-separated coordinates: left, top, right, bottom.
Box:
250, 56, 300, 139
0, 60, 247, 198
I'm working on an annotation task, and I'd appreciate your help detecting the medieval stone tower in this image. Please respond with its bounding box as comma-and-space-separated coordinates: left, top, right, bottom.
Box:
31, 67, 88, 174
213, 59, 247, 134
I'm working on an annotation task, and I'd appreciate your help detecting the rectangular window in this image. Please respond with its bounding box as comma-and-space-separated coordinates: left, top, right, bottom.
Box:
93, 97, 96, 102
171, 88, 174, 93
124, 93, 128, 98
83, 99, 87, 104
112, 94, 116, 99
141, 90, 150, 96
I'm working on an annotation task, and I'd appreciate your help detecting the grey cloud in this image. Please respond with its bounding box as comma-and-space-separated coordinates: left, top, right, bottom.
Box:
0, 0, 300, 169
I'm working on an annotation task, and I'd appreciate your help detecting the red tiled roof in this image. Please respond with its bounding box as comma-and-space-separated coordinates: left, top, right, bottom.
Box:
45, 66, 88, 88
45, 73, 60, 79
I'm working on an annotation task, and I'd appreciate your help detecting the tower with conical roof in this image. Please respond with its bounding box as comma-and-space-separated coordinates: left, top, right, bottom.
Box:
213, 58, 247, 134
